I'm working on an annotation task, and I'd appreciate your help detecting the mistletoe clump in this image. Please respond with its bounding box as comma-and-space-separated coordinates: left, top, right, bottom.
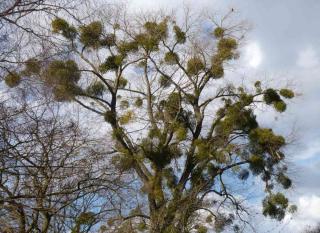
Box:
79, 21, 103, 48
173, 25, 186, 44
4, 72, 21, 88
99, 55, 124, 73
280, 89, 295, 99
263, 88, 289, 112
86, 81, 106, 96
22, 58, 41, 76
213, 27, 225, 38
51, 18, 77, 39
164, 51, 179, 65
44, 60, 81, 101
187, 57, 205, 76
262, 193, 288, 221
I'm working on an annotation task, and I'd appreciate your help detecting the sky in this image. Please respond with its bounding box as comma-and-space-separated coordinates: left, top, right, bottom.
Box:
127, 0, 320, 232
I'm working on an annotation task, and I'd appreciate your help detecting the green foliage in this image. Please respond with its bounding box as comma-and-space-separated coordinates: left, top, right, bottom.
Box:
4, 72, 21, 88
23, 58, 41, 75
141, 138, 181, 168
52, 83, 82, 102
86, 81, 105, 96
118, 40, 139, 54
135, 20, 168, 52
262, 193, 289, 220
213, 27, 225, 38
194, 139, 210, 161
144, 20, 168, 40
135, 33, 160, 52
118, 155, 135, 171
215, 37, 238, 62
210, 63, 224, 78
43, 60, 81, 101
175, 126, 187, 141
216, 101, 257, 136
52, 18, 69, 33
134, 97, 143, 107
273, 100, 287, 112
163, 168, 177, 189
277, 173, 292, 189
249, 128, 285, 155
148, 128, 162, 139
164, 51, 179, 65
249, 154, 265, 174
104, 110, 116, 124
218, 38, 237, 51
280, 89, 294, 99
173, 25, 186, 44
254, 80, 262, 93
164, 92, 181, 119
263, 88, 281, 104
45, 60, 80, 85
187, 57, 205, 75
118, 77, 128, 88
80, 21, 103, 48
99, 55, 123, 73
51, 18, 77, 39
119, 110, 135, 125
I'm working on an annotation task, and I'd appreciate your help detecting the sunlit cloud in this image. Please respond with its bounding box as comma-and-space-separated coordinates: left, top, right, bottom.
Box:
284, 195, 320, 232
243, 42, 263, 69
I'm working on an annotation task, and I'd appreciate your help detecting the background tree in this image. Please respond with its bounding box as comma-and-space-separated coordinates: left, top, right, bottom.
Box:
0, 93, 126, 233
0, 0, 84, 81
3, 4, 297, 233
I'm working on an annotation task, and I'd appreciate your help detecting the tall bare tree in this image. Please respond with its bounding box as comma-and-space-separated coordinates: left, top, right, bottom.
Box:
0, 94, 125, 233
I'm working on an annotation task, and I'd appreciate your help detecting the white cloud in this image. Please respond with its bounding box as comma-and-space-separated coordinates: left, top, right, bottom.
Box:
297, 47, 319, 68
283, 195, 320, 232
243, 42, 263, 68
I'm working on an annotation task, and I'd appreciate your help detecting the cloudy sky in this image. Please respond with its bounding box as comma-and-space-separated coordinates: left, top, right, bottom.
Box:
127, 0, 320, 232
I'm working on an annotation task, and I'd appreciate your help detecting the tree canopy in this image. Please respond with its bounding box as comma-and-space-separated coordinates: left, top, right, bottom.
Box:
1, 3, 297, 233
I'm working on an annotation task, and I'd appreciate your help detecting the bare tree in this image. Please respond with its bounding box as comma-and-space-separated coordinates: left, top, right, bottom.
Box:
0, 94, 125, 233
0, 0, 84, 78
